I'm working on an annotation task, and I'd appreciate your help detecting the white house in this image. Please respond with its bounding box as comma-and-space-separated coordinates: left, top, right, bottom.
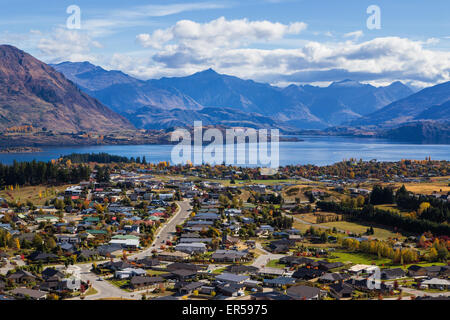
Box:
115, 268, 147, 279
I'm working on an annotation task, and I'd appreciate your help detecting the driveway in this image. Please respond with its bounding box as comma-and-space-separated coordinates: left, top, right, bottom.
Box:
251, 242, 286, 268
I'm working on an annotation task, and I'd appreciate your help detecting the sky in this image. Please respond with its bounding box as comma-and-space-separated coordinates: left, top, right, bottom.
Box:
0, 0, 449, 88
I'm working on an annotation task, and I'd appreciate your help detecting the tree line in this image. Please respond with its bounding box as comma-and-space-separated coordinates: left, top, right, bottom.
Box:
370, 185, 449, 223
0, 160, 90, 187
317, 201, 450, 236
62, 153, 148, 164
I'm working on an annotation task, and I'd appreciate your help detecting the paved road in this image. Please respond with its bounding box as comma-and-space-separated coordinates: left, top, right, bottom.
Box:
251, 242, 285, 268
129, 200, 192, 260
69, 200, 192, 300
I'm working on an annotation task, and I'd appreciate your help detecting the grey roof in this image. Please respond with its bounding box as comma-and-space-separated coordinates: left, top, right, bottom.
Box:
215, 273, 249, 283
286, 285, 321, 300
10, 288, 47, 299
264, 277, 296, 286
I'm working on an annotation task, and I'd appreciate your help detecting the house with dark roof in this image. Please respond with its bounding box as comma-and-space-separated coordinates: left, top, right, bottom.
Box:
263, 276, 296, 288
10, 288, 47, 300
135, 257, 160, 269
286, 285, 321, 300
28, 252, 58, 263
381, 268, 406, 280
6, 270, 36, 284
41, 268, 64, 281
166, 262, 200, 272
211, 250, 248, 263
99, 260, 133, 272
279, 256, 314, 267
251, 291, 294, 301
129, 276, 165, 291
292, 267, 325, 280
176, 281, 204, 295
216, 283, 245, 297
170, 269, 198, 281
318, 273, 350, 284
329, 282, 354, 300
226, 265, 259, 275
317, 261, 344, 271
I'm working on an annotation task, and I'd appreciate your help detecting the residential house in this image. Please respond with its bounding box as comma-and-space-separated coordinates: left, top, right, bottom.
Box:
286, 285, 321, 300
10, 288, 47, 300
7, 270, 36, 284
263, 276, 296, 288
129, 276, 165, 291
381, 268, 406, 280
115, 268, 147, 279
176, 281, 204, 295
175, 242, 207, 254
215, 273, 249, 285
329, 282, 354, 300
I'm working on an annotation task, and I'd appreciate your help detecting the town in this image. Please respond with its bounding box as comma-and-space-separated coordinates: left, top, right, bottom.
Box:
0, 154, 449, 301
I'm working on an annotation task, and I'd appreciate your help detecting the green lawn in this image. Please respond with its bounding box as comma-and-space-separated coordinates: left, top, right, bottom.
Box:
266, 259, 285, 269
327, 251, 391, 266
108, 279, 132, 291
84, 287, 98, 296
319, 221, 403, 240
212, 267, 228, 274
146, 269, 168, 276
374, 204, 401, 214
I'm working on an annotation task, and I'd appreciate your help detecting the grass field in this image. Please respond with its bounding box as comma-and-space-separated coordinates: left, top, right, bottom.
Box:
393, 176, 450, 195
292, 220, 313, 233
327, 251, 391, 266
0, 184, 73, 205
319, 221, 404, 240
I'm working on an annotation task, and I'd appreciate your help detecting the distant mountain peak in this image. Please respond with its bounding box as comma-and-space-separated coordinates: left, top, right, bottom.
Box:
329, 79, 365, 88
203, 68, 218, 74
192, 68, 220, 77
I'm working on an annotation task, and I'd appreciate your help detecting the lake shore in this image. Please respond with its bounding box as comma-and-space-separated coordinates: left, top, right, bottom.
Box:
0, 147, 43, 153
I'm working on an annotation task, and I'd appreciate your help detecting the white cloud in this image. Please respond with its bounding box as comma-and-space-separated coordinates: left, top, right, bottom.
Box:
82, 2, 231, 38
37, 28, 102, 63
127, 17, 450, 88
344, 30, 363, 41
137, 17, 307, 50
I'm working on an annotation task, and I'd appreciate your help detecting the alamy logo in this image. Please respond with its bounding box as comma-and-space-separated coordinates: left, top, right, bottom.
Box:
65, 266, 81, 290
366, 266, 381, 290
66, 5, 81, 30
171, 121, 279, 174
367, 5, 381, 30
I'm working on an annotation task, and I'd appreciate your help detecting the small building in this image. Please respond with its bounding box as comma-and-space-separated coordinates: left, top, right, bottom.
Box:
215, 273, 249, 284
263, 276, 296, 288
10, 288, 47, 300
175, 242, 207, 254
421, 278, 450, 290
129, 276, 165, 291
381, 268, 406, 280
286, 285, 321, 300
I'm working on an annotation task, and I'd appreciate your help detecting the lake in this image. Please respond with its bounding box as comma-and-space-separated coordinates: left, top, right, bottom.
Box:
0, 136, 449, 166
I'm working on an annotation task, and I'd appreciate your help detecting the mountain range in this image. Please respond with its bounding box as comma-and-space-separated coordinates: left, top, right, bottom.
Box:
0, 45, 448, 141
52, 61, 421, 130
352, 81, 450, 127
0, 45, 132, 133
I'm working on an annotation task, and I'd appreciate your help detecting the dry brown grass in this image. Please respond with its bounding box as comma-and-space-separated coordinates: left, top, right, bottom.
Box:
0, 184, 74, 205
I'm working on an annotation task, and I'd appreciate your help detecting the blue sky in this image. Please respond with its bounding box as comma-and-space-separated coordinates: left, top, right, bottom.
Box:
1, 0, 449, 87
